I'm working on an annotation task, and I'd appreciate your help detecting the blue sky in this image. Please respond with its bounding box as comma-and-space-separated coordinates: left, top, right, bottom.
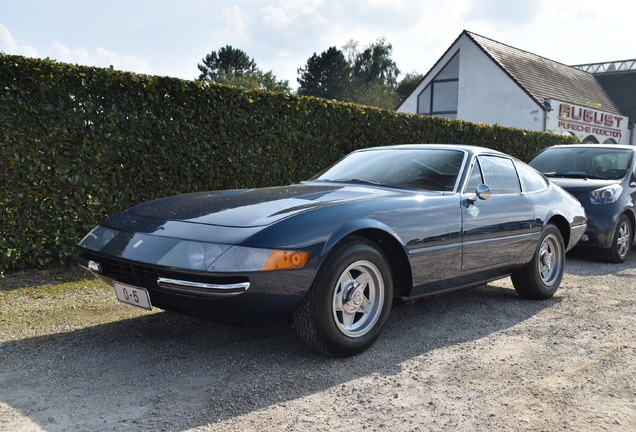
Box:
1, 0, 634, 89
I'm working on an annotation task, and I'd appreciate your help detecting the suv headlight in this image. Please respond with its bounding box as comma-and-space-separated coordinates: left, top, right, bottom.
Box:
589, 184, 623, 205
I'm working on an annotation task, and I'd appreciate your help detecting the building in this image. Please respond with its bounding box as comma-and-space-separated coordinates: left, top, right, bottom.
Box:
398, 31, 634, 146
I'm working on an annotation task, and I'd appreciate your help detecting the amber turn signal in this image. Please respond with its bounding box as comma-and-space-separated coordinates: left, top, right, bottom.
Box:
261, 250, 310, 271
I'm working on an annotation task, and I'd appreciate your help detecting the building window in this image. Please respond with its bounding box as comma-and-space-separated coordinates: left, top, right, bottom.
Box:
417, 53, 459, 118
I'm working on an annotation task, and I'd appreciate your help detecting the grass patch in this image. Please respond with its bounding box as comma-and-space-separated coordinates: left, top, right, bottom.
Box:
0, 268, 156, 342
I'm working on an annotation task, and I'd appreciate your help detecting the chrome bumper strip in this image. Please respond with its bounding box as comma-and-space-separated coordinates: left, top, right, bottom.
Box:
157, 277, 249, 298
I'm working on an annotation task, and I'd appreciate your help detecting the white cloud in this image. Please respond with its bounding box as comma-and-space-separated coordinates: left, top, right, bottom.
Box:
258, 6, 292, 26
278, 0, 323, 16
218, 5, 251, 39
48, 41, 92, 64
464, 0, 546, 25
46, 40, 152, 74
0, 23, 38, 57
94, 47, 152, 74
0, 24, 18, 52
1, 23, 151, 75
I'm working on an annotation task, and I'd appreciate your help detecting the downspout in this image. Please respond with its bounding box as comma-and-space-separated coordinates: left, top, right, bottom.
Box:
629, 122, 634, 146
543, 101, 553, 134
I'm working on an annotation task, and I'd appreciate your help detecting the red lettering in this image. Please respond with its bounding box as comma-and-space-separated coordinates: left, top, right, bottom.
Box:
584, 110, 594, 122
594, 112, 604, 124
571, 107, 582, 120
604, 115, 614, 127
616, 117, 623, 127
559, 104, 571, 117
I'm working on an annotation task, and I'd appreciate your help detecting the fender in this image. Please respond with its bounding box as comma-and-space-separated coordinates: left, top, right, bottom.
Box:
321, 218, 407, 259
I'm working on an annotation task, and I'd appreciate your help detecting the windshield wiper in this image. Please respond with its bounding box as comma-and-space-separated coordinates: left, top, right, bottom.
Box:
546, 173, 608, 180
334, 178, 381, 185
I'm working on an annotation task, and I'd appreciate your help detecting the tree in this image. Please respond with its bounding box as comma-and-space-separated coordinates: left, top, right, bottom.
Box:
197, 46, 291, 92
296, 37, 417, 110
297, 47, 351, 100
197, 45, 257, 81
395, 72, 424, 106
351, 37, 400, 88
347, 81, 398, 110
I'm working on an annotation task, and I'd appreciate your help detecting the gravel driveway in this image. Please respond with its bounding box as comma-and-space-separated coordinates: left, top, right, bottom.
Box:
1, 248, 635, 432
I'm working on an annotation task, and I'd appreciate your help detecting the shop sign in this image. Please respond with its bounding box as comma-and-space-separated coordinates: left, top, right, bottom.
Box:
550, 100, 625, 141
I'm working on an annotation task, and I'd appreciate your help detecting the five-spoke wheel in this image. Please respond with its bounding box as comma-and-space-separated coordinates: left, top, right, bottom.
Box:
512, 223, 564, 300
293, 237, 393, 357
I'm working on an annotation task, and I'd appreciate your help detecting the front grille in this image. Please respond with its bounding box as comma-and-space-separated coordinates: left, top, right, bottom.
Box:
77, 250, 250, 289
104, 259, 158, 287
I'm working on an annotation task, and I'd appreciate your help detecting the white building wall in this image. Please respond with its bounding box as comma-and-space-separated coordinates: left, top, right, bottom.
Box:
398, 34, 544, 132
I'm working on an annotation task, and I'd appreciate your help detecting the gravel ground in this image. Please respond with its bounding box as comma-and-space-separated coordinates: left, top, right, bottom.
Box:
1, 248, 635, 432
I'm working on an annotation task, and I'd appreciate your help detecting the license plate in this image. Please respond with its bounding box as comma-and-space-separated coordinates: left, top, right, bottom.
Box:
114, 282, 152, 310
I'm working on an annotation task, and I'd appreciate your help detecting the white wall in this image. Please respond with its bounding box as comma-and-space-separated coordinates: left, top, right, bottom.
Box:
399, 34, 544, 132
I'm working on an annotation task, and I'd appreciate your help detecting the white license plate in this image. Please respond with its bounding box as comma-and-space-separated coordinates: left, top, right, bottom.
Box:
114, 282, 152, 310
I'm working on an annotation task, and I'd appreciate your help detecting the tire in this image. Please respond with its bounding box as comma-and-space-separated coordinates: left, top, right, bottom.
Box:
293, 237, 393, 357
604, 214, 632, 264
511, 223, 565, 300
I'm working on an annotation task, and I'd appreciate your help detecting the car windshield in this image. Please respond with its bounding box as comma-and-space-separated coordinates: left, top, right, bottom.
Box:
311, 148, 466, 191
529, 147, 633, 181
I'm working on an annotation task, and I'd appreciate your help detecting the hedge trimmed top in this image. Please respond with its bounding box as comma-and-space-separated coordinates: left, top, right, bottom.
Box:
0, 54, 576, 271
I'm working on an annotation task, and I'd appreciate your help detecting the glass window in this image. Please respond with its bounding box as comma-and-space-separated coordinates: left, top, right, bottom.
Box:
514, 161, 548, 193
417, 86, 431, 114
463, 159, 484, 193
528, 147, 633, 181
312, 148, 465, 191
417, 52, 459, 117
432, 81, 459, 112
479, 156, 521, 194
436, 54, 459, 80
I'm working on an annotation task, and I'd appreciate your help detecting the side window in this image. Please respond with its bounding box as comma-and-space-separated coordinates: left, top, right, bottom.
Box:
479, 156, 521, 194
515, 161, 548, 193
463, 159, 484, 193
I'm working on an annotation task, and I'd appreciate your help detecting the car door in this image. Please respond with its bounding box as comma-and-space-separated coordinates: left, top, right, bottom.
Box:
461, 155, 536, 272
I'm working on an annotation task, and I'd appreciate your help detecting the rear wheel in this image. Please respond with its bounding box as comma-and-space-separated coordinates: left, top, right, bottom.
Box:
293, 237, 393, 357
511, 223, 564, 300
605, 214, 632, 264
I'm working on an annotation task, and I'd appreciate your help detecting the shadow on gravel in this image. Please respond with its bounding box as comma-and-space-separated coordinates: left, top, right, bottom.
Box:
0, 282, 559, 432
565, 245, 636, 276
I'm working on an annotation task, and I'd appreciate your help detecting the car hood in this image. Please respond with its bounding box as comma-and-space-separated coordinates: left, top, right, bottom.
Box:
548, 177, 621, 193
127, 183, 406, 227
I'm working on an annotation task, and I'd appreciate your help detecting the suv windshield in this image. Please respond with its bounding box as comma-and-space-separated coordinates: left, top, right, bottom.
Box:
311, 148, 466, 191
529, 147, 633, 180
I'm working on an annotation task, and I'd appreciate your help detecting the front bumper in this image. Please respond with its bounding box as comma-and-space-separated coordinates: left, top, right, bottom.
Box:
576, 204, 626, 249
73, 249, 316, 324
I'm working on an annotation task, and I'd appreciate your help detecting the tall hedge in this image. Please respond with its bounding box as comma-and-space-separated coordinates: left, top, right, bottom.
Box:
0, 54, 576, 271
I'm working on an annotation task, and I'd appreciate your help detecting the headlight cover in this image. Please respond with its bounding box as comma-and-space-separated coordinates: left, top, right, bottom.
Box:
589, 184, 623, 205
78, 226, 310, 272
208, 246, 310, 272
78, 226, 119, 251
158, 241, 230, 270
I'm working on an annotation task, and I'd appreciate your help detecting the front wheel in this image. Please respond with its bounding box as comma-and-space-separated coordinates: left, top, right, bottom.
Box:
511, 223, 564, 300
605, 214, 632, 264
293, 237, 393, 357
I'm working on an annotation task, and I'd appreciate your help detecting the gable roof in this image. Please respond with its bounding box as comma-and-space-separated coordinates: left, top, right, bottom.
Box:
591, 71, 636, 123
464, 31, 621, 115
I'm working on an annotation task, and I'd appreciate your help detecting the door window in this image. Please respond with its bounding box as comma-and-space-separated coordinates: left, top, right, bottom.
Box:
479, 156, 521, 194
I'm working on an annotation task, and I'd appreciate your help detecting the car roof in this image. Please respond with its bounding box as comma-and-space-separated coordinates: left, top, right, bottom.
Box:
544, 144, 636, 151
355, 144, 508, 157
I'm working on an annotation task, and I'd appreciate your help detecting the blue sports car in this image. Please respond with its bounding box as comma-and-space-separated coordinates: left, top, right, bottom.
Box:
73, 144, 586, 356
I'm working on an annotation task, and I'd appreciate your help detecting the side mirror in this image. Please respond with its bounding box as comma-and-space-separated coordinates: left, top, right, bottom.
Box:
468, 184, 492, 202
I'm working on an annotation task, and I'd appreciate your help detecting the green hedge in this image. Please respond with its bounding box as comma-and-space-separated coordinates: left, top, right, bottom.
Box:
0, 54, 577, 271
